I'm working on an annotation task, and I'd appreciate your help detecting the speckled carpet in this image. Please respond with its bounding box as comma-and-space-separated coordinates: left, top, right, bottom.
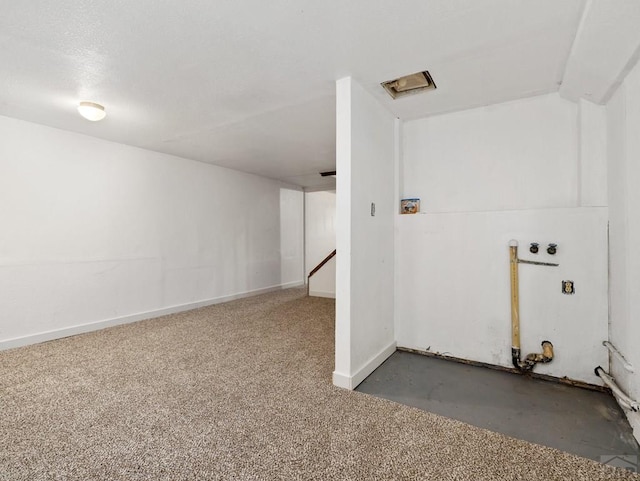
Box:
0, 288, 636, 480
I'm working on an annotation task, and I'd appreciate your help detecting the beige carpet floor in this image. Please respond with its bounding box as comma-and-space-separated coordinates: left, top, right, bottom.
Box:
0, 288, 636, 480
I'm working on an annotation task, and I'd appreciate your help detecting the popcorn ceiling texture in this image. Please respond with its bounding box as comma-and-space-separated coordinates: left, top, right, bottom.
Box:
0, 288, 636, 480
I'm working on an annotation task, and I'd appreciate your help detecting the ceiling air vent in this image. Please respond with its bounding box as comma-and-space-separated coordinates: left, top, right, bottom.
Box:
382, 70, 436, 99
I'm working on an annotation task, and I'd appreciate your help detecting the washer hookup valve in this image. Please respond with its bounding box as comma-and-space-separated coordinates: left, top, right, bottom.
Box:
547, 243, 557, 255
529, 243, 539, 254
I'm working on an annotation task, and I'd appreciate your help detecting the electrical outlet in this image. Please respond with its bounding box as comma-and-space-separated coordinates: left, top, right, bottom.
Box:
562, 280, 574, 295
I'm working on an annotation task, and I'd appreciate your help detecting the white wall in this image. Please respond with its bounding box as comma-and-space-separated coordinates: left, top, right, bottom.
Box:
402, 93, 579, 213
0, 115, 304, 349
578, 99, 608, 207
280, 188, 305, 285
334, 77, 396, 389
305, 190, 336, 298
396, 93, 609, 385
607, 59, 640, 442
396, 208, 608, 384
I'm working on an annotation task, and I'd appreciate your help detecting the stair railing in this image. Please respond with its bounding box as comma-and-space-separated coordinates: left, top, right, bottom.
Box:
307, 249, 336, 295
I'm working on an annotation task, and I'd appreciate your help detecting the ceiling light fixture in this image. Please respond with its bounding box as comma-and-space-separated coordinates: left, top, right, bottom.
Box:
77, 101, 106, 121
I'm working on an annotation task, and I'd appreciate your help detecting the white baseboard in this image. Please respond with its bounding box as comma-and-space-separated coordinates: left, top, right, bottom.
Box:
333, 341, 397, 390
309, 290, 336, 299
0, 281, 304, 351
332, 371, 352, 390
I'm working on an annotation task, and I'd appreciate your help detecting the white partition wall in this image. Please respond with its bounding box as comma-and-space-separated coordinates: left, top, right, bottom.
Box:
333, 77, 396, 390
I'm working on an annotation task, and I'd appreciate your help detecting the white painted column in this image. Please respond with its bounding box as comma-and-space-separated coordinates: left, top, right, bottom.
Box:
333, 77, 397, 390
334, 77, 353, 386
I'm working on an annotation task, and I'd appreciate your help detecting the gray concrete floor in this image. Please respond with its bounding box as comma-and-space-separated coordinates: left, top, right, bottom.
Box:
357, 351, 640, 463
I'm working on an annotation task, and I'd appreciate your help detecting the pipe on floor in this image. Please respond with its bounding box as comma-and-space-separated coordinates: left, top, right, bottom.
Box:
595, 366, 639, 412
509, 240, 556, 372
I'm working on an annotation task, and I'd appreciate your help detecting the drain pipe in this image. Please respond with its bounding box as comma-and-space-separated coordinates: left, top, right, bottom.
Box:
509, 240, 558, 372
595, 366, 640, 412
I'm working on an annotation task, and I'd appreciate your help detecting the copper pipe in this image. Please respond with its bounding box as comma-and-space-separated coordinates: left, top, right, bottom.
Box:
509, 240, 520, 357
509, 240, 556, 372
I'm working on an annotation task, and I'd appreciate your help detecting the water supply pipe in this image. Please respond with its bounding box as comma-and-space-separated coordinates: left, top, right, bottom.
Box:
603, 341, 634, 373
595, 366, 640, 412
509, 240, 559, 372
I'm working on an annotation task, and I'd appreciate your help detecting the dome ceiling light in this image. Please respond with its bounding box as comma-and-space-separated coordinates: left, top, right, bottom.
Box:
77, 101, 106, 121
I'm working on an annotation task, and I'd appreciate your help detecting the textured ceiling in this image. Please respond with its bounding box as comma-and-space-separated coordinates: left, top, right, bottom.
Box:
1, 0, 637, 188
